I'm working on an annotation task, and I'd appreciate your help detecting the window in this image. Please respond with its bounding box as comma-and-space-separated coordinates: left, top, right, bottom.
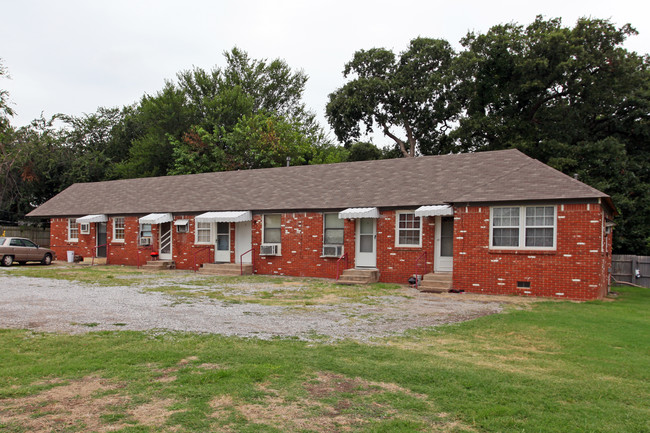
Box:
68, 218, 78, 241
140, 223, 152, 238
196, 221, 212, 244
396, 212, 421, 247
175, 219, 189, 233
263, 214, 281, 244
491, 206, 556, 249
323, 213, 344, 245
492, 207, 520, 247
525, 206, 555, 247
113, 217, 125, 242
79, 223, 90, 235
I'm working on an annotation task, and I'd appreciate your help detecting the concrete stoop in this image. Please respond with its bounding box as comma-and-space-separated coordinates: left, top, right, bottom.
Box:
79, 257, 106, 266
417, 272, 453, 293
337, 268, 380, 285
141, 260, 175, 271
198, 262, 253, 276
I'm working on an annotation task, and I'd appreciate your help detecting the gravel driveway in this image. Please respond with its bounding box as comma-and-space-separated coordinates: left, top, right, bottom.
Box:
0, 273, 506, 341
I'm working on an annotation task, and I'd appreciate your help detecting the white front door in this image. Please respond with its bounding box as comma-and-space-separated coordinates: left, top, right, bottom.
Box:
159, 222, 173, 260
355, 218, 377, 268
235, 221, 252, 264
434, 216, 454, 272
215, 222, 230, 262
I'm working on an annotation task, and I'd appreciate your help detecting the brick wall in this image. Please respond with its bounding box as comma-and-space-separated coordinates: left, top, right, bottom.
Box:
49, 204, 611, 300
452, 203, 611, 300
50, 218, 96, 260
250, 211, 433, 284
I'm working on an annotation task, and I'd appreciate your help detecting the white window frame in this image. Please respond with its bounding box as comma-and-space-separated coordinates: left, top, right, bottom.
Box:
112, 217, 125, 243
489, 205, 557, 250
68, 218, 78, 242
195, 221, 212, 245
395, 211, 422, 248
323, 213, 344, 246
262, 214, 282, 245
79, 223, 90, 235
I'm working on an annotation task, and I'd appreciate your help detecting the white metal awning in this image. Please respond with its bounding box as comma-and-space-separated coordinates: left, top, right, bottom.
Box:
414, 205, 454, 217
76, 214, 108, 223
139, 213, 173, 224
338, 207, 380, 219
174, 219, 189, 226
195, 211, 252, 223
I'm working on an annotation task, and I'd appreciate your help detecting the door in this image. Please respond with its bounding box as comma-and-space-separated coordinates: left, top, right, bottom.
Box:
434, 216, 454, 272
21, 238, 41, 261
235, 221, 252, 264
96, 223, 107, 258
215, 222, 230, 262
355, 218, 377, 268
159, 222, 172, 260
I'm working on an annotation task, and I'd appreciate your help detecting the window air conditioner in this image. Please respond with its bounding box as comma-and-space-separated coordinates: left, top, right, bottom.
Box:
260, 244, 280, 256
139, 237, 152, 246
322, 245, 343, 257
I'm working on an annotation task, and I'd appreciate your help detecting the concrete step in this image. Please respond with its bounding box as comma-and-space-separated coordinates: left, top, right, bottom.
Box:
422, 272, 453, 283
337, 268, 380, 285
81, 257, 106, 265
142, 260, 174, 271
198, 262, 253, 276
417, 273, 452, 293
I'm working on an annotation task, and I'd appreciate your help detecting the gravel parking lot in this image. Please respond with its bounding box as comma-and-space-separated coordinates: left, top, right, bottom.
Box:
0, 271, 509, 341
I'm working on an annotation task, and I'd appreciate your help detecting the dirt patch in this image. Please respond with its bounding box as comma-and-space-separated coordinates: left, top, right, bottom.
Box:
213, 371, 475, 432
129, 398, 179, 427
198, 363, 223, 370
177, 356, 199, 365
0, 377, 128, 432
0, 376, 179, 432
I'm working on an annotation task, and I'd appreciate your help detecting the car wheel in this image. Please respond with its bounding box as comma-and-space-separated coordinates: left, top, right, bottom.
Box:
41, 254, 52, 266
2, 255, 14, 266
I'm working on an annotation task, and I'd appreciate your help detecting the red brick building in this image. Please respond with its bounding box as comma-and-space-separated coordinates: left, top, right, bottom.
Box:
27, 150, 616, 300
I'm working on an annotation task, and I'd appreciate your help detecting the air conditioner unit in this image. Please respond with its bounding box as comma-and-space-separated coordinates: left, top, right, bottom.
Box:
322, 245, 343, 257
139, 237, 152, 246
260, 244, 280, 256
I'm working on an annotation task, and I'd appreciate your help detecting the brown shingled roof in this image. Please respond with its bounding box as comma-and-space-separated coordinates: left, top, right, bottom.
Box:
26, 149, 611, 217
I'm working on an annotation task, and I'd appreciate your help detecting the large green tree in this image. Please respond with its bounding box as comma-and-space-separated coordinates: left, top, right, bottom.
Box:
326, 38, 459, 157
116, 48, 332, 177
453, 16, 650, 253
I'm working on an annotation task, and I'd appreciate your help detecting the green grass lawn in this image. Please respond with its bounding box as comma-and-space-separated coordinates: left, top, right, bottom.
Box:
0, 283, 648, 432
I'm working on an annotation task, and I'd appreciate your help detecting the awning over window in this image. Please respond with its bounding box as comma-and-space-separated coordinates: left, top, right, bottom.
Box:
174, 219, 189, 226
414, 205, 453, 217
195, 211, 252, 223
139, 213, 173, 224
76, 214, 108, 223
338, 207, 380, 219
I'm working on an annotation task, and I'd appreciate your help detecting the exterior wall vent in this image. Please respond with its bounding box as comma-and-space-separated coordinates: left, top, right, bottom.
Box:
517, 281, 531, 289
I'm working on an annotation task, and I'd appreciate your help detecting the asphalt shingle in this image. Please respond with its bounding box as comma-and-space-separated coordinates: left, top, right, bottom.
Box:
27, 149, 610, 217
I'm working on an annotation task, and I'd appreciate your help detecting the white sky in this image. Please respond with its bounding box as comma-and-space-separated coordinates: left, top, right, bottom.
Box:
2, 0, 649, 145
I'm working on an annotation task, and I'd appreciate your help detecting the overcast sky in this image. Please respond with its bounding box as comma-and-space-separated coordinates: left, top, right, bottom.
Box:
2, 0, 649, 144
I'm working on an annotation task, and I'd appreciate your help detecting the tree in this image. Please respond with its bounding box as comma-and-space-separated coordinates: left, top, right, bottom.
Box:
326, 38, 459, 157
114, 48, 327, 178
0, 59, 14, 131
453, 16, 650, 253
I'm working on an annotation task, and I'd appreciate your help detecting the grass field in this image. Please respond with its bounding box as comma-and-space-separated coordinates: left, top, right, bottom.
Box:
0, 273, 648, 432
